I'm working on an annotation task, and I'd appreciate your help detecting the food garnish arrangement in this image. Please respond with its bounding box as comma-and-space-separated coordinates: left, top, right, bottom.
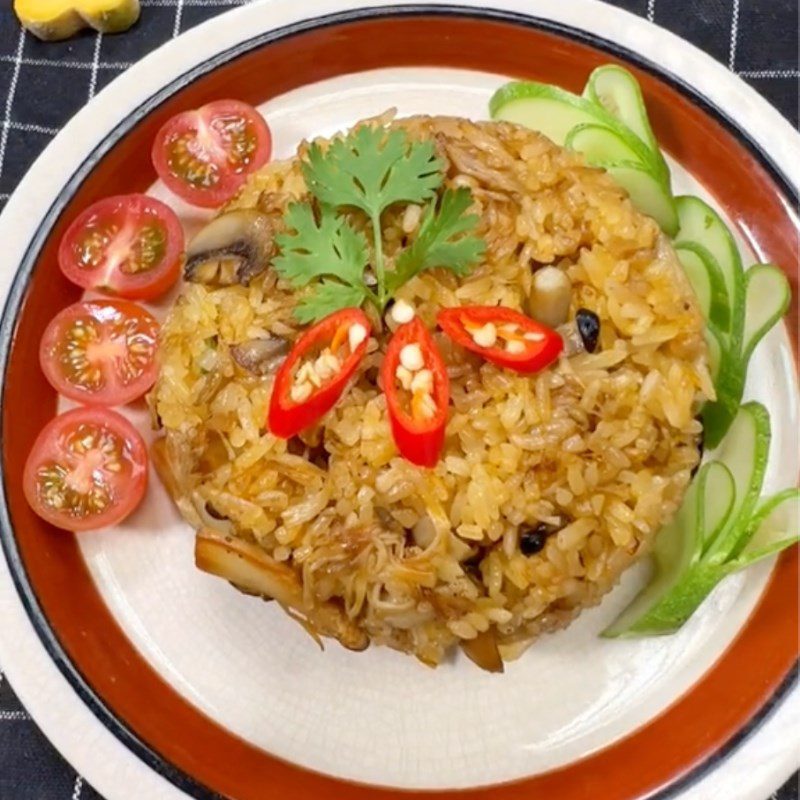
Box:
23, 67, 797, 671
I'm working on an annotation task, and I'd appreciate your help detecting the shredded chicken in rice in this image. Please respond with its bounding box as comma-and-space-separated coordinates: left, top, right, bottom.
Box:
149, 112, 712, 670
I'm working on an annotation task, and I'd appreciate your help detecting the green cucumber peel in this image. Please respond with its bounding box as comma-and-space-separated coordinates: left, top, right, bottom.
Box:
565, 123, 643, 163
704, 326, 723, 383
740, 263, 791, 365
728, 488, 800, 569
602, 470, 702, 638
582, 64, 671, 184
605, 404, 783, 637
699, 460, 737, 547
489, 81, 661, 168
701, 346, 744, 451
564, 125, 678, 234
703, 402, 771, 565
602, 461, 732, 637
599, 162, 678, 237
675, 242, 731, 333
698, 266, 789, 449
674, 195, 745, 343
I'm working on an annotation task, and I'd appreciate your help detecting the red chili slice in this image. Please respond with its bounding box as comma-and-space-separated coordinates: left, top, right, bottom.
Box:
437, 306, 563, 373
381, 317, 449, 468
268, 308, 371, 439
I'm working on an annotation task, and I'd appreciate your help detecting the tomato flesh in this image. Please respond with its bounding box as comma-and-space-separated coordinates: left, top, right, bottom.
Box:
59, 194, 184, 300
381, 318, 449, 468
437, 306, 563, 373
40, 299, 160, 406
268, 308, 371, 439
23, 407, 148, 532
152, 99, 272, 208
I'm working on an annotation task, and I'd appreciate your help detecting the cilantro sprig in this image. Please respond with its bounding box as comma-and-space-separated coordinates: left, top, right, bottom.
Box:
273, 125, 485, 322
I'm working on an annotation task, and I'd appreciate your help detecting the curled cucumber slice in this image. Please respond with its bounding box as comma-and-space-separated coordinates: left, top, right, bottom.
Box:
489, 81, 654, 162
703, 402, 771, 564
565, 122, 640, 162
601, 470, 702, 638
702, 347, 744, 450
582, 64, 670, 183
729, 488, 800, 568
699, 460, 737, 547
565, 124, 677, 233
741, 263, 791, 363
675, 242, 730, 333
704, 325, 723, 383
599, 162, 678, 236
602, 461, 733, 638
674, 196, 744, 341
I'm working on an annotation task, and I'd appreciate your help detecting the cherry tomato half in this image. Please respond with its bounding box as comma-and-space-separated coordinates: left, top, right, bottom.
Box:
437, 306, 563, 374
381, 317, 449, 468
23, 407, 148, 532
152, 99, 272, 208
268, 308, 371, 439
58, 193, 184, 300
40, 299, 160, 406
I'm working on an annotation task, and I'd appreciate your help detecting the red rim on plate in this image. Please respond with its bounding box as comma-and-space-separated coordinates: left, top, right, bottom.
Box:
1, 9, 797, 800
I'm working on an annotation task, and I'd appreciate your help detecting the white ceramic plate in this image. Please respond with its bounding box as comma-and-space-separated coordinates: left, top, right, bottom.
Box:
0, 2, 797, 799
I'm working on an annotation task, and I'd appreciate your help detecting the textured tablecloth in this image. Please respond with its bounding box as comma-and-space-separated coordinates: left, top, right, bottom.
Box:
0, 1, 797, 798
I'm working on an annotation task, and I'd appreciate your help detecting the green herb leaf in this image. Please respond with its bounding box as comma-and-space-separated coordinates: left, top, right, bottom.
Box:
273, 126, 484, 319
293, 280, 369, 324
273, 203, 369, 288
386, 188, 486, 294
302, 126, 444, 219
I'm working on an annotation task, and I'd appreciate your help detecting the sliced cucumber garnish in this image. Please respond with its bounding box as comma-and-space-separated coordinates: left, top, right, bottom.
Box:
489, 81, 654, 162
490, 82, 606, 145
603, 163, 678, 236
603, 461, 733, 637
605, 403, 790, 637
703, 402, 771, 564
565, 122, 640, 162
699, 460, 737, 547
704, 326, 723, 382
730, 489, 800, 568
675, 242, 730, 332
741, 263, 791, 363
602, 467, 703, 638
582, 64, 670, 183
674, 196, 744, 340
703, 391, 743, 454
563, 125, 678, 234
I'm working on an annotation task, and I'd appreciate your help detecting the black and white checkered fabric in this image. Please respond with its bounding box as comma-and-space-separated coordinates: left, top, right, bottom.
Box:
0, 1, 797, 798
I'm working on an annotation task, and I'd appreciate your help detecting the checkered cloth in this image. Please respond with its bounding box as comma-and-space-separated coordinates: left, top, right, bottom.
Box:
0, 1, 797, 798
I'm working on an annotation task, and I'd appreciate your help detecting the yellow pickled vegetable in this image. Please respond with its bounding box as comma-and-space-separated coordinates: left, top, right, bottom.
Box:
14, 0, 140, 41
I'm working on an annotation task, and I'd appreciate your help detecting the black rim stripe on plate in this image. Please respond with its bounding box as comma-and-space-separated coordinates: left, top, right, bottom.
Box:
0, 6, 797, 800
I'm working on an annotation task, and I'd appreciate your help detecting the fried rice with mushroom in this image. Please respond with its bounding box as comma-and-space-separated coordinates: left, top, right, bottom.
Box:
149, 112, 713, 670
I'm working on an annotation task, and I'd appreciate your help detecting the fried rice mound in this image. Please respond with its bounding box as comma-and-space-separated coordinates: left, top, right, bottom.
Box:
150, 113, 713, 670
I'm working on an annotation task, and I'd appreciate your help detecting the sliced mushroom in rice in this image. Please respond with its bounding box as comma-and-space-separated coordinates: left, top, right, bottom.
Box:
230, 336, 290, 376
460, 628, 504, 673
194, 528, 369, 651
185, 209, 274, 286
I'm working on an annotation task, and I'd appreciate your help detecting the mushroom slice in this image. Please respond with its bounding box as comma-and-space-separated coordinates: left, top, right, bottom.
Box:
230, 336, 290, 375
195, 529, 369, 651
185, 209, 274, 286
460, 628, 504, 673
